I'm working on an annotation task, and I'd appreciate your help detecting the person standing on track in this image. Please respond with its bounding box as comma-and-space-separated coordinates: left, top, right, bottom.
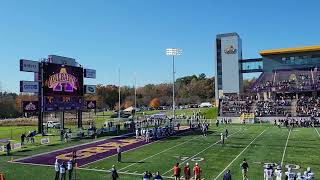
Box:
184, 163, 191, 180
193, 163, 201, 180
173, 163, 181, 180
110, 165, 119, 180
67, 159, 73, 180
6, 141, 11, 156
54, 159, 60, 180
136, 129, 139, 139
59, 162, 66, 180
117, 145, 122, 163
240, 158, 249, 180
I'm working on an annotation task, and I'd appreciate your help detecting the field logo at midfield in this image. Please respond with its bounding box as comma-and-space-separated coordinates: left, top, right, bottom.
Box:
173, 156, 204, 162
56, 139, 140, 160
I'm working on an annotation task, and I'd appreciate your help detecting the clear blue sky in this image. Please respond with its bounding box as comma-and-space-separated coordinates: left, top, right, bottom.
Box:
1, 0, 320, 92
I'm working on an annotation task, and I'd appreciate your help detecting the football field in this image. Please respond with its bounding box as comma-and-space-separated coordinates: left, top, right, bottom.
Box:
76, 124, 320, 179
3, 124, 320, 179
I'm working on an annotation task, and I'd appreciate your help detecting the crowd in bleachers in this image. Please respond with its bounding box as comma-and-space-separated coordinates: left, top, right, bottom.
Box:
255, 100, 291, 117
221, 95, 254, 116
252, 70, 316, 92
296, 96, 320, 117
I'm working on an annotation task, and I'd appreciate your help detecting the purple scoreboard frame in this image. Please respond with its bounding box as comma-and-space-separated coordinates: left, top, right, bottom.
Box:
42, 62, 84, 112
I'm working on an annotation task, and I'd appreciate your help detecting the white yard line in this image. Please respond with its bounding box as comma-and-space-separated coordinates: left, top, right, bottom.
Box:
315, 128, 320, 137
119, 130, 217, 171
280, 128, 291, 166
10, 161, 54, 167
162, 128, 243, 176
213, 128, 267, 180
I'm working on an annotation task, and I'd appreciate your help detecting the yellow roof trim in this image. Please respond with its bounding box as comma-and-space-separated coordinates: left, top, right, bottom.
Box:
260, 45, 320, 56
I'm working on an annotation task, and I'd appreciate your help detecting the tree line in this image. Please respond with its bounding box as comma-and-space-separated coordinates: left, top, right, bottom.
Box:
0, 73, 215, 118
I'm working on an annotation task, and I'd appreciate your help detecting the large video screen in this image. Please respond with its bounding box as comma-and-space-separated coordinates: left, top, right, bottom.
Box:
43, 63, 84, 96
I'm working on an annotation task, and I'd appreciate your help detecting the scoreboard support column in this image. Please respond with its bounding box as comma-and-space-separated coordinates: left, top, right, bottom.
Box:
78, 110, 82, 128
38, 62, 44, 135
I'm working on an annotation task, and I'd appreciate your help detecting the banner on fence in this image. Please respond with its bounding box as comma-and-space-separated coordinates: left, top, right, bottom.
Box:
12, 143, 22, 150
40, 138, 50, 145
0, 146, 5, 152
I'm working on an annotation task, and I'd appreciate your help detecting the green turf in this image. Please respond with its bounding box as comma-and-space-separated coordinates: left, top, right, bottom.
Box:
1, 124, 319, 179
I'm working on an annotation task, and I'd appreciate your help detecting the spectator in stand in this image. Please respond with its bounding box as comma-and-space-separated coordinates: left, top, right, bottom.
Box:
173, 163, 181, 180
193, 163, 201, 180
110, 165, 119, 180
184, 163, 191, 180
223, 169, 232, 180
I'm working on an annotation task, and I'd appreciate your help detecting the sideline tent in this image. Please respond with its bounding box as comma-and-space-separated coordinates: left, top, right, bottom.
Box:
0, 139, 9, 144
124, 106, 140, 112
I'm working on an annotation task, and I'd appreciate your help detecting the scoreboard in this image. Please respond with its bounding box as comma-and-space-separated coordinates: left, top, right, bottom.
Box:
42, 62, 84, 111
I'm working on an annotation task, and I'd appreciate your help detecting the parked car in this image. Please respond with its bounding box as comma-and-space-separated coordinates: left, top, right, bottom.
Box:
199, 102, 213, 108
43, 121, 61, 129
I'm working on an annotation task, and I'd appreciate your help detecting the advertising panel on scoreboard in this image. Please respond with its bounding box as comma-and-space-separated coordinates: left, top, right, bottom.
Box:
48, 55, 76, 67
84, 69, 96, 79
43, 62, 84, 96
84, 85, 96, 94
22, 101, 38, 112
20, 59, 39, 72
20, 81, 39, 93
44, 96, 83, 111
86, 100, 96, 109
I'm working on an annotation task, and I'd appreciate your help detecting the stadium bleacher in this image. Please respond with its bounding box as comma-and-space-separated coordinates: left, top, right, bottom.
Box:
220, 68, 320, 118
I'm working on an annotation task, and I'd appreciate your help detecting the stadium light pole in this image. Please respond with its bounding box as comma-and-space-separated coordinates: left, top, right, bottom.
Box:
165, 48, 182, 123
118, 68, 121, 123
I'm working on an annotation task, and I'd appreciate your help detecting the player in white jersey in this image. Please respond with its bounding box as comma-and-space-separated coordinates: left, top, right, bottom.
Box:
145, 130, 150, 143
274, 165, 282, 180
136, 129, 139, 139
285, 167, 296, 180
264, 165, 273, 180
306, 167, 314, 180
